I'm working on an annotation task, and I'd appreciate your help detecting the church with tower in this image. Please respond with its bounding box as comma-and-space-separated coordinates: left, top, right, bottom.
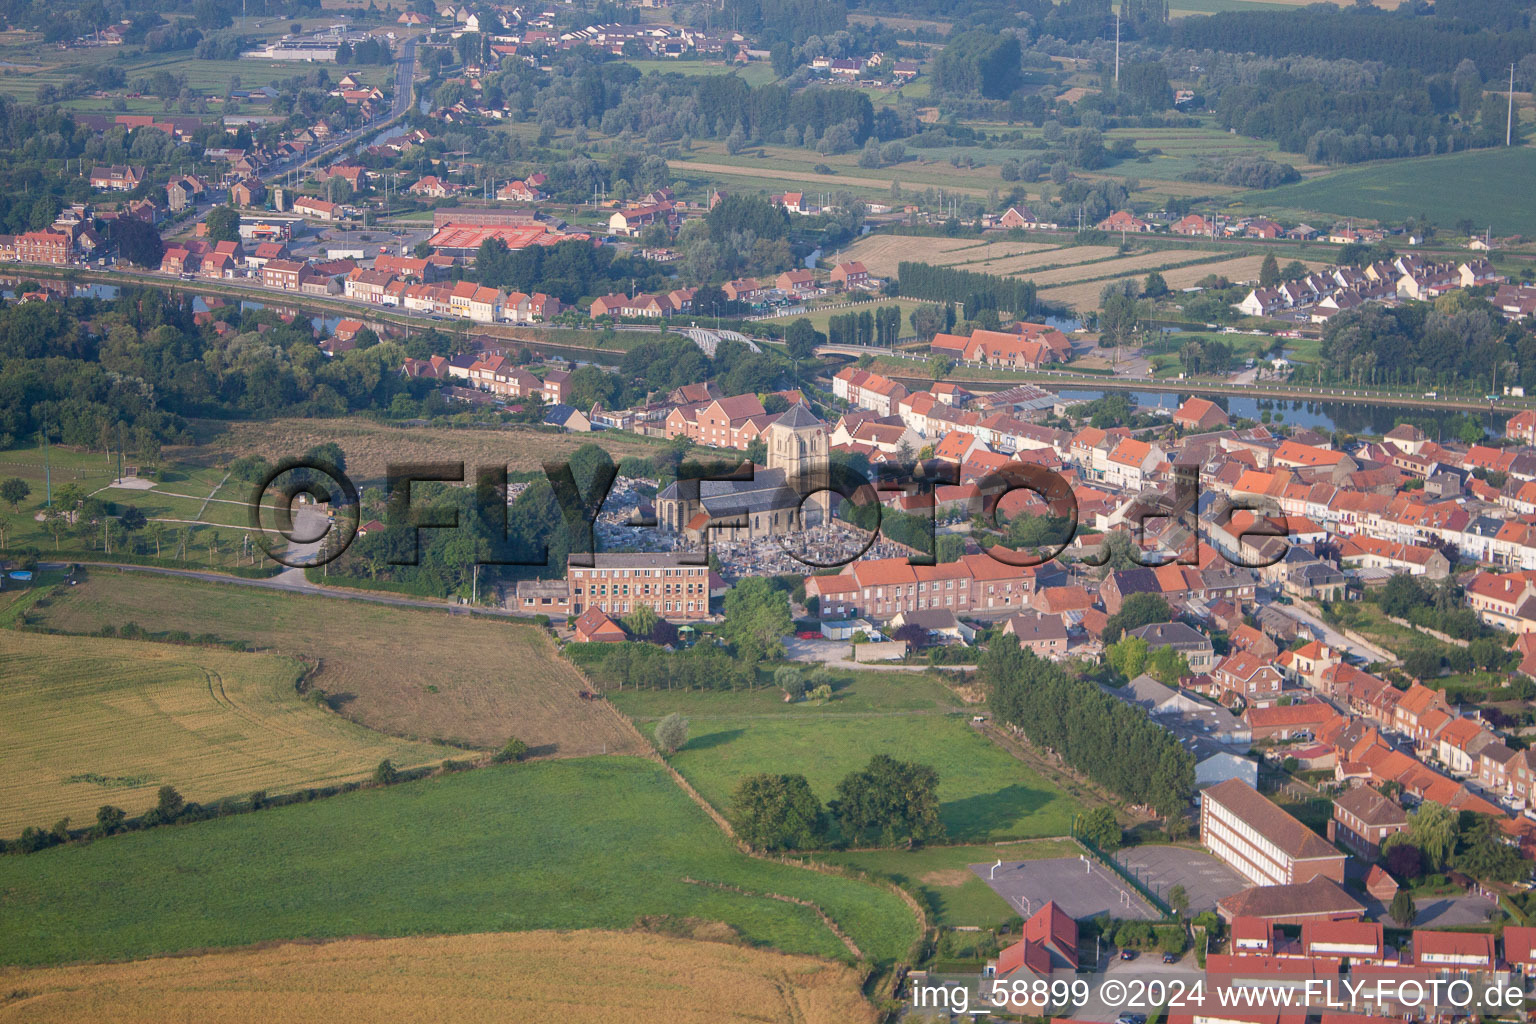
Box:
654, 403, 831, 542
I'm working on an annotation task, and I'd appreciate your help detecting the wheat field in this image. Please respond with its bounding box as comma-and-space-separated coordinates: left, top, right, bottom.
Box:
0, 930, 878, 1024
0, 630, 451, 835
30, 572, 645, 756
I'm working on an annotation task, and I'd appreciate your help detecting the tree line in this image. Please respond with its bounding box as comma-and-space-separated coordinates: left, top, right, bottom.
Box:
981, 641, 1194, 817
825, 305, 905, 347
896, 262, 1038, 319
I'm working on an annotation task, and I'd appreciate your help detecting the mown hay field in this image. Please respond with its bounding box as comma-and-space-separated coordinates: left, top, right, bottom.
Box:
186, 418, 664, 485
0, 930, 876, 1024
31, 572, 644, 756
832, 234, 1003, 277
1036, 253, 1328, 309
0, 630, 450, 836
0, 758, 919, 968
1021, 248, 1216, 287
964, 244, 1119, 275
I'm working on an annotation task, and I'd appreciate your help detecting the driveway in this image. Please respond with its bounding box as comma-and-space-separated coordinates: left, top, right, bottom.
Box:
1259, 598, 1394, 664
1359, 891, 1500, 927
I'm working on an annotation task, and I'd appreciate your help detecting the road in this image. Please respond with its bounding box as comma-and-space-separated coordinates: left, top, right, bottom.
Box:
39, 556, 522, 619
175, 37, 420, 238
1259, 597, 1395, 664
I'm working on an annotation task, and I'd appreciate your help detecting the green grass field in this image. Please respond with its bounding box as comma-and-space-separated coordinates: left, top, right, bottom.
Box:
1242, 147, 1536, 237
0, 628, 450, 835
823, 839, 1081, 927
619, 59, 779, 87
612, 672, 1087, 844
0, 757, 920, 968
0, 443, 271, 564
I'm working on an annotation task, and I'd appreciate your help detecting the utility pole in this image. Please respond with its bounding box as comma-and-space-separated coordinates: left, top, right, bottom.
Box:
1114, 11, 1121, 88
40, 423, 51, 507
1509, 62, 1517, 147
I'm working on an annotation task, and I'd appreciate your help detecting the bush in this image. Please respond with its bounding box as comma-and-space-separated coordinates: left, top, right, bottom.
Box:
655, 713, 689, 753
493, 737, 530, 764
373, 759, 400, 785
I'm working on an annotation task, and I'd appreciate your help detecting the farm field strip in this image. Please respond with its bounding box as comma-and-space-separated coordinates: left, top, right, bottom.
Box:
0, 758, 920, 968
31, 572, 645, 755
1018, 248, 1219, 287
0, 629, 451, 834
961, 245, 1120, 274
832, 235, 1005, 277
0, 930, 877, 1024
1035, 252, 1330, 309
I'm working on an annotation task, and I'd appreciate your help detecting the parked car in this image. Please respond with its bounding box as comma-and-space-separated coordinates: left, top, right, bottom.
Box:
1162, 952, 1179, 963
795, 630, 823, 640
1119, 949, 1137, 961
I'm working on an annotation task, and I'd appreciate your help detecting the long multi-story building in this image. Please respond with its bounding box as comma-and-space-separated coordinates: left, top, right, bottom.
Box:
806, 554, 1065, 623
567, 552, 712, 620
1201, 778, 1348, 888
17, 230, 71, 265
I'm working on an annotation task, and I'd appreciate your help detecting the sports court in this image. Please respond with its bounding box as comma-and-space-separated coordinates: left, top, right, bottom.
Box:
971, 855, 1159, 921
1114, 845, 1249, 913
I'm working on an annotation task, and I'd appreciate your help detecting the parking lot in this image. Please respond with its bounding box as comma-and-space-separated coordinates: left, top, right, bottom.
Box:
972, 856, 1159, 922
1113, 846, 1248, 913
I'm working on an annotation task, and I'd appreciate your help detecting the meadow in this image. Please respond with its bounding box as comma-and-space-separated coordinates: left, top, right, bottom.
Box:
611, 671, 1087, 843
31, 572, 644, 755
823, 839, 1081, 928
0, 629, 451, 835
669, 121, 1307, 204
0, 757, 920, 968
0, 930, 877, 1024
1243, 147, 1536, 238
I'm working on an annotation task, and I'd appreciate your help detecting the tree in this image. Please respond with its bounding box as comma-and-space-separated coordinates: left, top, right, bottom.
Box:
784, 318, 819, 361
721, 577, 793, 662
1106, 635, 1150, 680
1259, 254, 1281, 288
769, 40, 795, 78
1385, 840, 1424, 881
93, 804, 126, 838
154, 785, 184, 822
832, 754, 944, 845
119, 505, 147, 533
1403, 800, 1457, 871
1168, 884, 1189, 917
1098, 286, 1141, 347
373, 759, 400, 784
0, 477, 29, 511
1103, 593, 1174, 642
775, 664, 808, 701
111, 217, 165, 268
1143, 271, 1169, 298
624, 603, 660, 639
1456, 814, 1525, 883
493, 737, 529, 763
1079, 805, 1123, 851
655, 712, 689, 753
204, 204, 241, 244
1389, 889, 1417, 927
1147, 646, 1191, 687
730, 773, 826, 851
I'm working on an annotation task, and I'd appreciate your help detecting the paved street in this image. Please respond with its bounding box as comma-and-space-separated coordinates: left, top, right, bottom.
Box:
1258, 597, 1394, 663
